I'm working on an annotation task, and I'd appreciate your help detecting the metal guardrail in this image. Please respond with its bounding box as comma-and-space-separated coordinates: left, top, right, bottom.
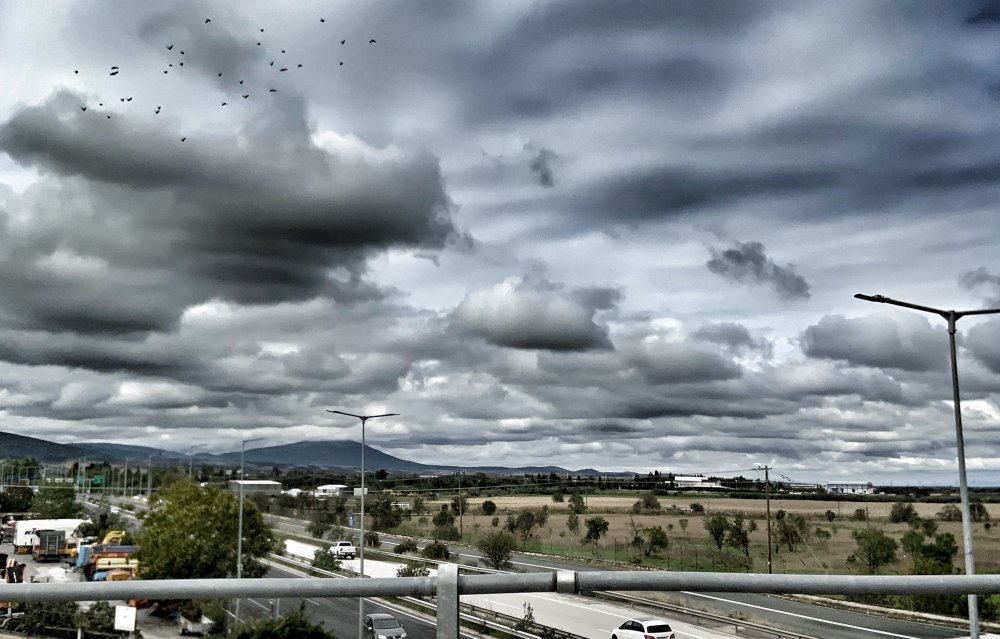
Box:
0, 571, 997, 639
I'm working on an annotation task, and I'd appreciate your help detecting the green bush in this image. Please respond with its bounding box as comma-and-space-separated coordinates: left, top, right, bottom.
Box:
422, 540, 451, 560
394, 539, 419, 554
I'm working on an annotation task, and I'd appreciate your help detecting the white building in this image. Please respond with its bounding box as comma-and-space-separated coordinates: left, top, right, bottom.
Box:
228, 479, 283, 496
672, 476, 723, 490
315, 484, 350, 498
825, 482, 874, 495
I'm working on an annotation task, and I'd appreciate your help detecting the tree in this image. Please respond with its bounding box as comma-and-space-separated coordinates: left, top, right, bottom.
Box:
421, 540, 450, 560
847, 528, 898, 575
825, 510, 836, 522
566, 513, 579, 533
642, 526, 669, 557
514, 510, 538, 541
568, 492, 587, 515
937, 504, 962, 521
851, 508, 867, 522
79, 601, 115, 633
726, 516, 751, 557
776, 514, 810, 552
705, 514, 729, 550
481, 500, 497, 515
552, 489, 565, 503
689, 503, 705, 514
312, 548, 342, 572
368, 495, 403, 530
584, 516, 609, 543
970, 502, 991, 523
30, 485, 80, 518
477, 531, 517, 569
232, 605, 336, 639
632, 492, 662, 513
451, 494, 469, 514
21, 601, 78, 636
138, 479, 275, 579
889, 502, 918, 524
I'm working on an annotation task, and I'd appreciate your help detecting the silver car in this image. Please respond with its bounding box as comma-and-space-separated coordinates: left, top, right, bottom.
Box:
363, 613, 407, 639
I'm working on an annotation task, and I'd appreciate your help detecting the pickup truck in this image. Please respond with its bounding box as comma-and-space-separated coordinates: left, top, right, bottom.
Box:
329, 541, 357, 559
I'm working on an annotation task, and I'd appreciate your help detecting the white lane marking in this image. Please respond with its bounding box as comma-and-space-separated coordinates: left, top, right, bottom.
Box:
478, 599, 522, 612
680, 592, 921, 639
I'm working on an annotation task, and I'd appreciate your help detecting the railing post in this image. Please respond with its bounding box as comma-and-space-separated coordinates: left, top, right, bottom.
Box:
437, 563, 459, 639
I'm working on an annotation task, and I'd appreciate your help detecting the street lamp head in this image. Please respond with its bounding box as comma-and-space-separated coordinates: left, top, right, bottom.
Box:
854, 293, 886, 303
327, 410, 400, 420
242, 436, 263, 445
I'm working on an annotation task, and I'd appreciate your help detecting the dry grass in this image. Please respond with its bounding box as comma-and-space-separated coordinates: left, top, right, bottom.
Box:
406, 494, 1000, 574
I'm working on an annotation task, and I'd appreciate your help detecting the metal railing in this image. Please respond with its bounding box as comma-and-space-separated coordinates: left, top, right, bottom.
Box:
0, 570, 998, 639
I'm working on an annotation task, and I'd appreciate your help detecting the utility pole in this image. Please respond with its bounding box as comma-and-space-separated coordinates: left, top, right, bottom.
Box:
458, 472, 463, 537
762, 465, 773, 574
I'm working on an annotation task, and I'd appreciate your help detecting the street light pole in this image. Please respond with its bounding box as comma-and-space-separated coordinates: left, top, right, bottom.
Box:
855, 293, 1000, 639
235, 436, 263, 625
327, 410, 399, 639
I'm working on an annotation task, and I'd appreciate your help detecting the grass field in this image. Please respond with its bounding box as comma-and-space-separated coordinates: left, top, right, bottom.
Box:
398, 493, 1000, 575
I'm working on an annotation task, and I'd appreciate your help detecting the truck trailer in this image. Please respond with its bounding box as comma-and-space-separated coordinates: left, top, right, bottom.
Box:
13, 519, 87, 554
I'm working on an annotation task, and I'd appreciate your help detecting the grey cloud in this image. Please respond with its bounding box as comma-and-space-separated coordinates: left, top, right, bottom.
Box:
960, 267, 1000, 305
0, 90, 455, 336
692, 322, 769, 354
452, 276, 619, 351
967, 319, 1000, 374
624, 341, 741, 385
802, 314, 949, 372
528, 147, 556, 187
707, 241, 810, 300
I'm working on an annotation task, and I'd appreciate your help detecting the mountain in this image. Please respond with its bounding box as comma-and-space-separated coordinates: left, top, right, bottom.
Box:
0, 431, 91, 461
208, 440, 443, 472
76, 442, 182, 461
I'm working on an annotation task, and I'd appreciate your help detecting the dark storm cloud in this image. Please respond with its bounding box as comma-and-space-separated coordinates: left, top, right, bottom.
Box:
802, 314, 949, 372
625, 342, 742, 385
576, 166, 835, 222
706, 241, 810, 301
960, 267, 1000, 306
967, 319, 1000, 374
0, 90, 456, 340
452, 276, 619, 351
527, 147, 556, 188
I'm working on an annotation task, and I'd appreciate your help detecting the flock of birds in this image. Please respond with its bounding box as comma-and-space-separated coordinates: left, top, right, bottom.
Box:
72, 17, 377, 141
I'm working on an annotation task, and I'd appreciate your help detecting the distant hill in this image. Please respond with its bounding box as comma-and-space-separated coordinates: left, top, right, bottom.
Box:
0, 431, 91, 461
10, 433, 594, 476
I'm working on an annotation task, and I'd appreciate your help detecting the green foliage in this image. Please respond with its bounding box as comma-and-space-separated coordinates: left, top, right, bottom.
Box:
632, 492, 662, 514
583, 516, 609, 543
30, 485, 80, 518
825, 510, 836, 522
450, 494, 468, 514
552, 489, 564, 503
971, 502, 991, 523
889, 502, 918, 524
678, 518, 688, 532
21, 601, 78, 635
491, 516, 500, 528
514, 510, 539, 541
396, 562, 431, 577
776, 514, 810, 552
774, 509, 786, 521
433, 509, 456, 528
368, 495, 403, 530
937, 504, 962, 521
851, 508, 867, 522
725, 516, 750, 556
306, 511, 336, 539
847, 528, 898, 574
814, 527, 832, 542
0, 486, 33, 512
566, 513, 579, 533
138, 479, 275, 580
689, 503, 705, 514
421, 540, 451, 560
705, 513, 729, 550
433, 524, 461, 540
568, 492, 587, 515
364, 530, 381, 547
481, 500, 497, 515
477, 531, 517, 569
232, 605, 335, 639
311, 548, 342, 572
79, 601, 115, 633
76, 509, 128, 540
394, 539, 419, 554
642, 525, 669, 557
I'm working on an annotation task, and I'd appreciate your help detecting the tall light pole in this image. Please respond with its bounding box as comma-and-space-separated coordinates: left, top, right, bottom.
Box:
326, 410, 399, 639
855, 293, 1000, 639
235, 436, 263, 625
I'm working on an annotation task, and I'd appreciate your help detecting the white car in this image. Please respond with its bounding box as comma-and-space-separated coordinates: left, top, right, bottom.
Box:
329, 540, 357, 559
611, 618, 675, 639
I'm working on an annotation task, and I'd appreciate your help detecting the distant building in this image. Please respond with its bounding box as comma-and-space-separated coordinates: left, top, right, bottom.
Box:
228, 480, 283, 496
315, 484, 350, 498
672, 476, 723, 490
825, 482, 874, 495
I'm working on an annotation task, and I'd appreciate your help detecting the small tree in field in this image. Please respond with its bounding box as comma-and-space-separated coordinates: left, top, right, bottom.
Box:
584, 517, 609, 544
481, 500, 497, 515
477, 531, 517, 569
705, 514, 729, 550
847, 528, 898, 575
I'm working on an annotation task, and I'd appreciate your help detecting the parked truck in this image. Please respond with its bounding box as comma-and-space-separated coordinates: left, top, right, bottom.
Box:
77, 544, 138, 581
13, 519, 87, 554
32, 529, 67, 562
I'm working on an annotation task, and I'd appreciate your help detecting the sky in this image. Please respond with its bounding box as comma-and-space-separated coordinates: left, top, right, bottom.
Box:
1, 1, 1000, 486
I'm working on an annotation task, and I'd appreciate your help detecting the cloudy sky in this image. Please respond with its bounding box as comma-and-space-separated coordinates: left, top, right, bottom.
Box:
2, 1, 1000, 485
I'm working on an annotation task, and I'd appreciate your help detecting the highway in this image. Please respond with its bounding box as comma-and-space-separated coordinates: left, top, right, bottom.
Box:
269, 515, 973, 639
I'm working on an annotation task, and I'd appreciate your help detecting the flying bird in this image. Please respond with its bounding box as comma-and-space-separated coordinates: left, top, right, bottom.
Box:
111, 66, 119, 69
339, 61, 343, 66
369, 39, 376, 43
268, 88, 276, 92
167, 44, 173, 50
221, 101, 228, 106
257, 42, 261, 46
74, 70, 78, 74
120, 98, 125, 102
180, 51, 185, 55
242, 94, 249, 99
320, 18, 325, 23
180, 137, 186, 142
218, 72, 222, 77
340, 39, 345, 44
281, 49, 286, 53
239, 80, 244, 84
110, 70, 119, 76
80, 106, 86, 111
106, 115, 111, 119
279, 67, 287, 72
270, 61, 274, 66
297, 64, 302, 68
99, 102, 103, 106
179, 62, 184, 66
155, 106, 161, 114
205, 18, 211, 23
260, 28, 264, 32
169, 64, 173, 67
163, 70, 168, 74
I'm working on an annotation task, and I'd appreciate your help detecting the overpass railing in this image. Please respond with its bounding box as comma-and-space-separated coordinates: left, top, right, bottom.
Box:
1, 569, 999, 639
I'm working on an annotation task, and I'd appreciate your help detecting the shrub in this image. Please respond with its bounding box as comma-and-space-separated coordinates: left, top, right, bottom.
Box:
481, 500, 497, 515
689, 503, 705, 514
311, 548, 342, 572
394, 539, 419, 554
396, 562, 430, 577
851, 508, 867, 522
422, 540, 450, 560
825, 510, 836, 522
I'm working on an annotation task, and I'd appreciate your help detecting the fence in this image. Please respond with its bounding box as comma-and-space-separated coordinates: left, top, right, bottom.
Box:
0, 569, 998, 639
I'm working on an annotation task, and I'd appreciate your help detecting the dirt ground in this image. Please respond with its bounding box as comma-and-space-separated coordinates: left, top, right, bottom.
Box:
411, 493, 1000, 575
